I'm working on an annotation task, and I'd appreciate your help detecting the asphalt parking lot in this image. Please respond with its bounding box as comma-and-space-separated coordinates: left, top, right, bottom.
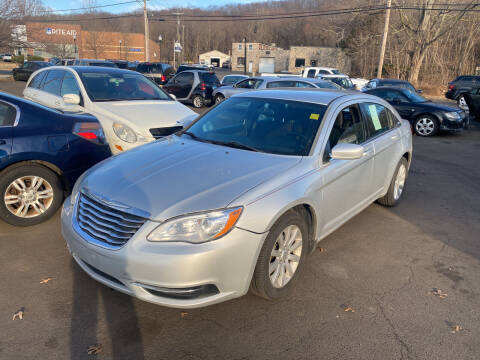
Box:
1, 79, 480, 360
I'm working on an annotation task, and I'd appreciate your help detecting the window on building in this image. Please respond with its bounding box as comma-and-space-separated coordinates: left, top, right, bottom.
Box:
238, 44, 242, 50
310, 60, 317, 66
237, 57, 245, 66
248, 44, 253, 50
295, 58, 305, 67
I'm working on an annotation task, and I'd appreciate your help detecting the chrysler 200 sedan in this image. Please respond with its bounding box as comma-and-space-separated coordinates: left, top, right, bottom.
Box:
61, 89, 413, 308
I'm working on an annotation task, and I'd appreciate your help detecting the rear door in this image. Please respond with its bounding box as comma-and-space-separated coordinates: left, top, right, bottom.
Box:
0, 100, 17, 161
177, 72, 194, 99
359, 102, 402, 193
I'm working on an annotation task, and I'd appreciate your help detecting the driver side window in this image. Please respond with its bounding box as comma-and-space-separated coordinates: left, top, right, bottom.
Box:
323, 105, 366, 162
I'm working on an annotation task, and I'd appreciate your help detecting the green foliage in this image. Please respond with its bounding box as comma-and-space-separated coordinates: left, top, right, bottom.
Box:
13, 55, 45, 63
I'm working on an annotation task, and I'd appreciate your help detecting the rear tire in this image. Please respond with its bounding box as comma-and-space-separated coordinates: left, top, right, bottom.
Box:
378, 157, 408, 207
192, 95, 204, 108
0, 165, 64, 226
250, 211, 308, 300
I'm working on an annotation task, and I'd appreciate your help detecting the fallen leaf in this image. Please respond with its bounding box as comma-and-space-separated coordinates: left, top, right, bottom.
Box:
430, 288, 448, 299
40, 278, 53, 284
451, 325, 463, 333
87, 344, 102, 355
12, 307, 25, 320
318, 247, 327, 252
181, 312, 188, 318
344, 307, 355, 313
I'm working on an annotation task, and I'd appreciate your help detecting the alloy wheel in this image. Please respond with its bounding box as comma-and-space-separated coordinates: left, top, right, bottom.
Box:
415, 118, 435, 136
394, 164, 407, 200
4, 176, 54, 218
269, 225, 303, 288
193, 96, 203, 108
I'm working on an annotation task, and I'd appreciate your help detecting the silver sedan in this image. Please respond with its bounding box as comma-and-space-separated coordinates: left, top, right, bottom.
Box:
212, 76, 343, 104
61, 89, 412, 308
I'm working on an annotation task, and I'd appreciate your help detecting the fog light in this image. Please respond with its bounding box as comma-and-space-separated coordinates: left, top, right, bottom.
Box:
137, 283, 220, 300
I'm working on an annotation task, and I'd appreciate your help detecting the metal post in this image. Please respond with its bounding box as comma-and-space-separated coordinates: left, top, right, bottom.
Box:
143, 0, 149, 61
377, 0, 392, 79
244, 38, 247, 75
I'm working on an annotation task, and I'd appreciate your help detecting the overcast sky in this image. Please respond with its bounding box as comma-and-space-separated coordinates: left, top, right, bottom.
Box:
42, 0, 271, 13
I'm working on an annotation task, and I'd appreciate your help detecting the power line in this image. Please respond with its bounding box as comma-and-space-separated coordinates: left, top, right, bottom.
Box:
35, 0, 147, 14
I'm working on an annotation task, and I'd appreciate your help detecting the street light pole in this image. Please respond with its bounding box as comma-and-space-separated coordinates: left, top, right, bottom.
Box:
158, 35, 162, 61
119, 39, 122, 59
73, 35, 78, 59
143, 0, 149, 61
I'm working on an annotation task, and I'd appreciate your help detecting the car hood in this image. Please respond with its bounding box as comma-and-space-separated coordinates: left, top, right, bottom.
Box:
79, 136, 301, 221
90, 100, 198, 134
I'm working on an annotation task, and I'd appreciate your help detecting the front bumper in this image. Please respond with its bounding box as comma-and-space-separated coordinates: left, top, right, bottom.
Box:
61, 198, 266, 308
440, 113, 468, 132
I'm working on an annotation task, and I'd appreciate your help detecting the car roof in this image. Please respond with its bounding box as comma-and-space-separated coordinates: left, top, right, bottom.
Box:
46, 66, 136, 74
373, 78, 410, 83
234, 88, 355, 105
364, 86, 409, 92
320, 74, 349, 78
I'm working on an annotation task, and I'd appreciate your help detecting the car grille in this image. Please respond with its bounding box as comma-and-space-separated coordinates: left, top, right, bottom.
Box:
76, 194, 146, 248
149, 126, 183, 139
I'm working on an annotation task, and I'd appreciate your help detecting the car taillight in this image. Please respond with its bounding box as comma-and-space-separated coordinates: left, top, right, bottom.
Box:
73, 122, 105, 144
448, 84, 455, 91
161, 74, 166, 82
200, 82, 206, 91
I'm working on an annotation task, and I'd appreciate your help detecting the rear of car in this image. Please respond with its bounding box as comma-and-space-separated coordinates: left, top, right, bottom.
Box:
176, 64, 208, 74
2, 54, 12, 62
445, 76, 480, 104
191, 71, 220, 106
0, 92, 111, 226
136, 62, 174, 85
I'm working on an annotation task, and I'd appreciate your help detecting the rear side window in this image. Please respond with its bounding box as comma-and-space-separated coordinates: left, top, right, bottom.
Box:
0, 101, 17, 126
296, 81, 316, 88
28, 71, 47, 89
307, 69, 316, 78
359, 103, 395, 138
42, 70, 64, 96
200, 73, 219, 84
267, 81, 296, 88
61, 72, 81, 96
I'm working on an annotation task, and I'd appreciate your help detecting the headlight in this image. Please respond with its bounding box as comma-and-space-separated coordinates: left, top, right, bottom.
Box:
113, 122, 137, 143
147, 207, 243, 243
445, 112, 460, 120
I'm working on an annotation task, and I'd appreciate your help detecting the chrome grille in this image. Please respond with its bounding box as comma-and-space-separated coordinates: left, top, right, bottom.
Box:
75, 194, 146, 248
150, 126, 183, 139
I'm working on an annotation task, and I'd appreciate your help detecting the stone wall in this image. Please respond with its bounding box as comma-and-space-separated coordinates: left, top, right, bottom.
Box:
231, 42, 289, 74
288, 46, 352, 73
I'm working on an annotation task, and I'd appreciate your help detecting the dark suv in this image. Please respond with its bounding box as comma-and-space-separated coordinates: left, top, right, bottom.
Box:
136, 62, 175, 85
163, 70, 220, 108
445, 75, 480, 110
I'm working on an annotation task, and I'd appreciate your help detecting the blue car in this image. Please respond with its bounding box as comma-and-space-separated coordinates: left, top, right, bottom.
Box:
0, 92, 111, 226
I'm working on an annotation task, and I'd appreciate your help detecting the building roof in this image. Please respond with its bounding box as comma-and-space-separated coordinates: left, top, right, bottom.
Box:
199, 50, 229, 57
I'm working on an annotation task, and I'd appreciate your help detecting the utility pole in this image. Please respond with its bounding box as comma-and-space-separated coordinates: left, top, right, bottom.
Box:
377, 0, 392, 78
172, 12, 183, 68
143, 0, 149, 61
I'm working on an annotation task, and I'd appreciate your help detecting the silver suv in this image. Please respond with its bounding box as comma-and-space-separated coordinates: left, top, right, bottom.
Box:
62, 89, 412, 308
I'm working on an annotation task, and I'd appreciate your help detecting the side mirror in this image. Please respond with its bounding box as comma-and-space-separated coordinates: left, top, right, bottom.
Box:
63, 93, 80, 105
416, 89, 423, 93
331, 143, 364, 160
169, 94, 177, 100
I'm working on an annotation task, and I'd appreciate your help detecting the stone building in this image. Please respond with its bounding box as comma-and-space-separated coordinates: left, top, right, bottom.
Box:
231, 42, 289, 74
288, 46, 352, 73
230, 42, 352, 74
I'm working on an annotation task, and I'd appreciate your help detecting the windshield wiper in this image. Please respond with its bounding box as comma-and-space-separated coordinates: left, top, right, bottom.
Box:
210, 140, 262, 152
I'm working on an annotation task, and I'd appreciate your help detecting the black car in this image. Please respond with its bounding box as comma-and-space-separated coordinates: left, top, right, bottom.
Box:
136, 62, 175, 85
445, 75, 480, 110
365, 87, 467, 136
464, 87, 480, 121
362, 78, 421, 93
175, 64, 210, 74
12, 61, 52, 81
108, 59, 129, 69
0, 92, 111, 226
163, 70, 220, 108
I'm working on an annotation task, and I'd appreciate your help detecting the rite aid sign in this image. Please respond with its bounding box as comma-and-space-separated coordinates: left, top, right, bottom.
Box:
46, 28, 77, 36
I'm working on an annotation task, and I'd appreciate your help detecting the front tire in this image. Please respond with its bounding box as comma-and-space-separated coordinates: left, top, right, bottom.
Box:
192, 95, 204, 108
214, 94, 225, 104
251, 211, 308, 300
0, 165, 64, 226
414, 115, 438, 137
378, 157, 408, 207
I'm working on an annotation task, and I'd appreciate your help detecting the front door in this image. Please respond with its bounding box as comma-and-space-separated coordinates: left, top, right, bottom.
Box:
35, 69, 65, 109
320, 104, 375, 233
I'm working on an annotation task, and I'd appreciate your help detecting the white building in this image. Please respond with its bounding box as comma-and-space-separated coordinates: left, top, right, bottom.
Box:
199, 50, 230, 67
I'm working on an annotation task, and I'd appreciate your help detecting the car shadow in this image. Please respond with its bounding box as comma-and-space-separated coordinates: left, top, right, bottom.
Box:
69, 259, 145, 360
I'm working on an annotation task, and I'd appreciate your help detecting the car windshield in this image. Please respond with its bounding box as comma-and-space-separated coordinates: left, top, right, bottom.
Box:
317, 81, 342, 89
403, 90, 428, 103
329, 77, 353, 89
200, 72, 220, 85
331, 69, 341, 74
383, 81, 416, 92
79, 72, 171, 101
181, 97, 327, 156
137, 64, 162, 73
